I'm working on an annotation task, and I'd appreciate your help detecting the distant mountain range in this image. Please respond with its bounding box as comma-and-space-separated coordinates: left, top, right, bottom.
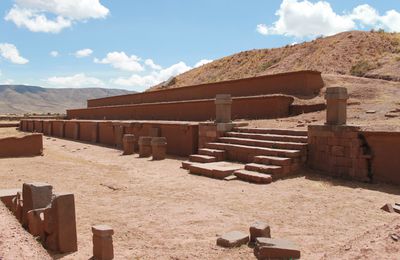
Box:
0, 85, 133, 114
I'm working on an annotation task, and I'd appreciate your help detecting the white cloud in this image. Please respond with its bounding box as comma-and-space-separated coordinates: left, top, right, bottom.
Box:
194, 59, 213, 68
94, 52, 144, 72
50, 50, 59, 57
45, 73, 104, 88
256, 0, 400, 38
74, 48, 93, 58
111, 61, 192, 90
1, 79, 15, 85
5, 0, 109, 33
0, 43, 29, 64
145, 59, 162, 70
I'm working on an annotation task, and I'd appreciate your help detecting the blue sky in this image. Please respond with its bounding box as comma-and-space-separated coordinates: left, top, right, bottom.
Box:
0, 0, 399, 91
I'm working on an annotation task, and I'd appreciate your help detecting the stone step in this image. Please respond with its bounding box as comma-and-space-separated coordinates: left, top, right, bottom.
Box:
245, 163, 283, 176
253, 155, 294, 166
234, 127, 308, 137
181, 161, 193, 170
225, 131, 308, 143
189, 154, 217, 163
188, 162, 244, 180
218, 137, 307, 151
198, 148, 226, 161
234, 170, 272, 184
205, 142, 303, 163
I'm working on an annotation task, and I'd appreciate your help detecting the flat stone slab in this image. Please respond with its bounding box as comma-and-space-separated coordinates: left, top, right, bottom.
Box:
217, 231, 249, 248
189, 162, 244, 179
254, 237, 300, 259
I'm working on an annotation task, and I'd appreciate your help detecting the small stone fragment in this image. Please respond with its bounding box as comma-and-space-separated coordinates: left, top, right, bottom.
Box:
381, 203, 395, 213
224, 175, 238, 181
216, 231, 249, 248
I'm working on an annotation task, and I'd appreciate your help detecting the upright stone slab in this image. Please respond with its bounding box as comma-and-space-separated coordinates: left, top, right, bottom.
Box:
325, 87, 349, 125
91, 122, 99, 143
22, 183, 53, 227
250, 221, 271, 242
138, 136, 152, 157
122, 134, 135, 155
215, 94, 232, 123
72, 122, 80, 140
151, 137, 167, 160
114, 125, 124, 148
52, 193, 78, 253
92, 225, 114, 260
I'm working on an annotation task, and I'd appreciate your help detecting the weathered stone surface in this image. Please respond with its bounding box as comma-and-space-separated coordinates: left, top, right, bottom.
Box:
122, 134, 135, 155
254, 237, 300, 259
52, 193, 78, 253
22, 183, 53, 227
381, 203, 395, 213
92, 225, 114, 260
0, 188, 20, 209
393, 204, 400, 214
215, 94, 232, 123
325, 87, 348, 125
216, 231, 249, 248
138, 136, 152, 157
27, 209, 45, 237
151, 137, 167, 160
250, 221, 271, 242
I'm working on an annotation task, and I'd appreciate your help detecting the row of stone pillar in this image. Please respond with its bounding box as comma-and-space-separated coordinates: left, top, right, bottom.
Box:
123, 135, 168, 160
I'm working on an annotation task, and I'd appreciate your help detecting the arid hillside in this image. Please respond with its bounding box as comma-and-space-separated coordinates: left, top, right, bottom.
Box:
149, 31, 400, 91
0, 85, 132, 114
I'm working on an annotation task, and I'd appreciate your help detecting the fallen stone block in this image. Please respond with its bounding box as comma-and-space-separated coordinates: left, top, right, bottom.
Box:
92, 225, 114, 260
250, 221, 271, 242
216, 231, 249, 248
381, 203, 395, 213
254, 237, 300, 260
394, 204, 400, 214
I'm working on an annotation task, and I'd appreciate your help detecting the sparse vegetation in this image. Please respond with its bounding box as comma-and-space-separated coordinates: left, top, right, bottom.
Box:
350, 60, 375, 77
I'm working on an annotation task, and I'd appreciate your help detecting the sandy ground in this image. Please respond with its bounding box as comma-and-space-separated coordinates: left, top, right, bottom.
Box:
0, 204, 52, 260
0, 128, 399, 259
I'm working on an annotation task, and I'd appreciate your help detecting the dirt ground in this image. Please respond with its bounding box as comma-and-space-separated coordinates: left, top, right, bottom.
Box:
0, 128, 399, 259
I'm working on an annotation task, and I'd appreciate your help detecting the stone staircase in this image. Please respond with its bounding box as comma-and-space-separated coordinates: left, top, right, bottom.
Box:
182, 127, 308, 184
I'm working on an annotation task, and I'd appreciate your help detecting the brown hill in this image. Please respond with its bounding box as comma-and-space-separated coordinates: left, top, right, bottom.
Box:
0, 85, 132, 114
149, 31, 400, 91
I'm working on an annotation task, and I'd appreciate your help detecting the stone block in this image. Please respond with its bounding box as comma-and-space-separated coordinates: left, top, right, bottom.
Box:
27, 209, 45, 237
325, 87, 348, 126
122, 134, 135, 155
151, 137, 167, 160
22, 182, 53, 227
138, 136, 152, 157
254, 237, 300, 260
393, 205, 400, 214
149, 127, 161, 137
52, 193, 78, 253
114, 125, 124, 148
216, 231, 249, 248
331, 146, 345, 157
92, 225, 114, 260
250, 221, 271, 242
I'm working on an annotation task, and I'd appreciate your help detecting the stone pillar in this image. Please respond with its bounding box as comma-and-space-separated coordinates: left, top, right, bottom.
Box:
122, 134, 135, 155
114, 125, 124, 148
138, 136, 152, 157
45, 121, 53, 136
91, 122, 99, 143
215, 94, 232, 123
151, 137, 167, 160
92, 225, 114, 260
51, 193, 78, 253
72, 122, 80, 140
325, 87, 349, 125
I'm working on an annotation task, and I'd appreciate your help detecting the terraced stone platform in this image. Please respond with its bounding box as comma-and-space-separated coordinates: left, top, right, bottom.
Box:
183, 127, 308, 184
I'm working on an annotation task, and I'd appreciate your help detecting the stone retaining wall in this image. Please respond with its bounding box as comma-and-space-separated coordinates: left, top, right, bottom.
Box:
0, 134, 43, 158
